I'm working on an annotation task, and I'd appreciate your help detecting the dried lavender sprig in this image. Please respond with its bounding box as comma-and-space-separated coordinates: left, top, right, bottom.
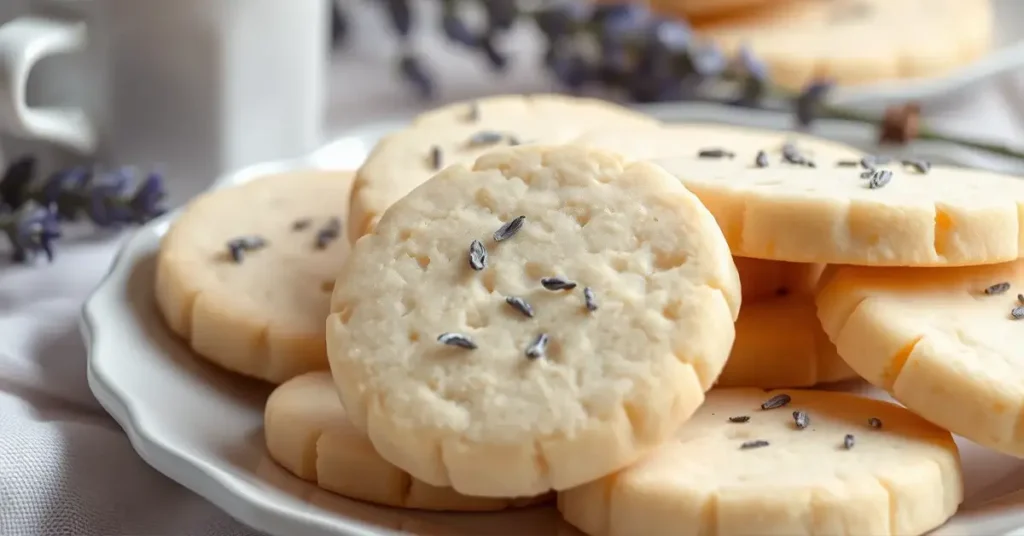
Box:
0, 158, 167, 264
358, 1, 1024, 162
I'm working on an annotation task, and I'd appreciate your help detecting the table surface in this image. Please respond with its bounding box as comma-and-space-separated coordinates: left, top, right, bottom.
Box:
4, 9, 1024, 536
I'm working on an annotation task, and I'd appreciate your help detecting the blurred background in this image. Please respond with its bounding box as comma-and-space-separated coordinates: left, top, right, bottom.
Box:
2, 0, 1022, 206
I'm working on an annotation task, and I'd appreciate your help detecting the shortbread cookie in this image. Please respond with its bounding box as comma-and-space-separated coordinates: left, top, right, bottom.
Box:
693, 0, 993, 90
732, 256, 824, 302
720, 258, 853, 388
721, 295, 856, 388
817, 260, 1024, 456
328, 145, 741, 498
264, 372, 545, 510
576, 124, 1024, 266
155, 170, 354, 384
347, 94, 660, 242
558, 388, 963, 536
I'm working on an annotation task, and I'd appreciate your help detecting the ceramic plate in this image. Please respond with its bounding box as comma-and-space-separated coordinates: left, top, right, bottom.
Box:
84, 102, 1024, 536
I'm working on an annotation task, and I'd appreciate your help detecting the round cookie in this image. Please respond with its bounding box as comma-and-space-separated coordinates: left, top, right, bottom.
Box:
155, 170, 354, 384
722, 294, 856, 388
328, 145, 741, 498
558, 388, 963, 536
693, 0, 993, 90
576, 124, 1024, 266
264, 372, 545, 510
721, 257, 854, 388
817, 259, 1024, 457
347, 94, 660, 243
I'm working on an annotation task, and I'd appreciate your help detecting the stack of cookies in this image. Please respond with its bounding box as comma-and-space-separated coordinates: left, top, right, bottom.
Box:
648, 0, 994, 89
154, 93, 1024, 536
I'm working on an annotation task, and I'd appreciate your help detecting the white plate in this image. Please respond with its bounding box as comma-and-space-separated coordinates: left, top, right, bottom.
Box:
84, 102, 1024, 536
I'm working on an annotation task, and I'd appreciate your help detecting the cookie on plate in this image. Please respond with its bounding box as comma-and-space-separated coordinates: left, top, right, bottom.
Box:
328, 145, 741, 498
155, 170, 354, 384
576, 124, 1024, 266
692, 0, 993, 90
558, 388, 963, 536
720, 257, 855, 388
818, 260, 1024, 457
265, 372, 546, 510
347, 94, 660, 243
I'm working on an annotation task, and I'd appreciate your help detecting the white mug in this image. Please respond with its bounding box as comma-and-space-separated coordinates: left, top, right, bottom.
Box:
0, 0, 328, 202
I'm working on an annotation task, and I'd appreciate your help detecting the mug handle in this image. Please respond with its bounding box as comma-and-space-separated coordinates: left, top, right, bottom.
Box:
0, 16, 96, 154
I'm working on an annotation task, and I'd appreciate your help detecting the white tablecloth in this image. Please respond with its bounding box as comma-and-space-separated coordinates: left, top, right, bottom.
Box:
3, 21, 1024, 535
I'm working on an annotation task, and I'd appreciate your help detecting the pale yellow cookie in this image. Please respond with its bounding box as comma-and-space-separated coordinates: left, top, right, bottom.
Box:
576, 124, 1024, 266
817, 259, 1024, 457
264, 372, 546, 510
720, 257, 854, 388
558, 388, 963, 536
694, 0, 993, 90
722, 294, 856, 388
733, 256, 824, 302
347, 94, 660, 243
328, 145, 741, 498
155, 171, 354, 384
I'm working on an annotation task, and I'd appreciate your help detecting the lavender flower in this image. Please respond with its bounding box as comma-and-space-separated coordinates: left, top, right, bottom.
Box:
0, 156, 168, 264
381, 0, 412, 38
796, 80, 834, 127
0, 156, 36, 211
399, 54, 434, 99
4, 202, 61, 263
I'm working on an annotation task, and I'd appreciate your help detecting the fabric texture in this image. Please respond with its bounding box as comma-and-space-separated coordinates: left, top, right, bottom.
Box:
0, 237, 260, 536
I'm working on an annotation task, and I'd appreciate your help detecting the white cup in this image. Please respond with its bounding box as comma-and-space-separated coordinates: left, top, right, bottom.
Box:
0, 0, 328, 202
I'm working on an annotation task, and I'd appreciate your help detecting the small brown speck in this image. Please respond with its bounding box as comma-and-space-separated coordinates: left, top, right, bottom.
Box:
868, 417, 883, 429
729, 415, 750, 423
291, 218, 312, 231
740, 439, 769, 450
430, 146, 443, 170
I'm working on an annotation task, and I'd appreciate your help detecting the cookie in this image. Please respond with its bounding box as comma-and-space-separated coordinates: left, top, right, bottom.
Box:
720, 258, 854, 388
558, 388, 963, 536
693, 0, 993, 90
577, 125, 1024, 266
732, 256, 824, 302
347, 94, 660, 243
264, 371, 545, 510
327, 145, 741, 498
155, 170, 354, 384
649, 0, 779, 20
817, 260, 1024, 456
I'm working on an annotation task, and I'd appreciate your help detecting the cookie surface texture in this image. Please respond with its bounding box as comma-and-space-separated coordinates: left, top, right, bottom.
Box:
155, 170, 354, 384
817, 260, 1024, 456
265, 372, 544, 510
347, 94, 660, 242
327, 145, 741, 497
694, 0, 993, 90
558, 388, 963, 536
577, 124, 1024, 265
